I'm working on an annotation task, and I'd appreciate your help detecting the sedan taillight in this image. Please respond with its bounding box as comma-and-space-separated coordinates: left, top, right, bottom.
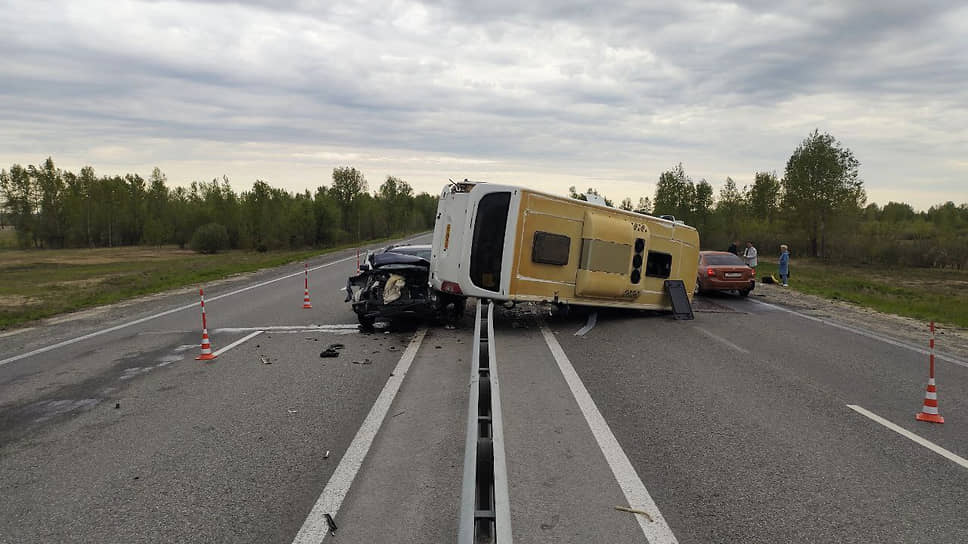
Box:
707, 268, 716, 277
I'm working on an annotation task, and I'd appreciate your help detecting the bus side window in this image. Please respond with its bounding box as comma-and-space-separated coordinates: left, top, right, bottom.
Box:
645, 251, 672, 279
532, 231, 570, 265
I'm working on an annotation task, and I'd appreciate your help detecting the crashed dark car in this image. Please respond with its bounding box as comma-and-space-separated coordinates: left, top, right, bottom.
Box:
345, 245, 437, 329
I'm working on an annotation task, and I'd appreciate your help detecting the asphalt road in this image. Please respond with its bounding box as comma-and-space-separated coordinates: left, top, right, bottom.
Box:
2, 240, 967, 543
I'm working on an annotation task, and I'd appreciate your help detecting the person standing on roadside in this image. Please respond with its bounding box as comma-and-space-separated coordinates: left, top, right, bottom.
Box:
743, 240, 758, 270
778, 244, 790, 287
727, 240, 738, 255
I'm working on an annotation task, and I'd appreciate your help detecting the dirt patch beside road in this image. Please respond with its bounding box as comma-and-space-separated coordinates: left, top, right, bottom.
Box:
753, 282, 968, 361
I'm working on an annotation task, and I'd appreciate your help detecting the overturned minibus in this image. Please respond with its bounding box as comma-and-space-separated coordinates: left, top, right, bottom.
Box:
430, 181, 700, 311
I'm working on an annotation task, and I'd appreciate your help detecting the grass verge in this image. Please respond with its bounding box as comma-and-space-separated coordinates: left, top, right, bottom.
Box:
0, 234, 424, 329
755, 259, 968, 328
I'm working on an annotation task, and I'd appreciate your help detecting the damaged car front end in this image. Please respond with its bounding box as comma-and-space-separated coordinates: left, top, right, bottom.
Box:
345, 249, 436, 329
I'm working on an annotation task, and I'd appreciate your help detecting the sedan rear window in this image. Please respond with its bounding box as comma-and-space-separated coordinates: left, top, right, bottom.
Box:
704, 254, 745, 265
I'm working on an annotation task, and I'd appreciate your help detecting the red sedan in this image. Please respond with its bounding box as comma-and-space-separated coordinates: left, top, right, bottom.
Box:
695, 251, 755, 296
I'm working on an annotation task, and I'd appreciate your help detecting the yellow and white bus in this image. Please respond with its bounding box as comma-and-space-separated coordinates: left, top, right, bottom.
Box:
430, 181, 700, 311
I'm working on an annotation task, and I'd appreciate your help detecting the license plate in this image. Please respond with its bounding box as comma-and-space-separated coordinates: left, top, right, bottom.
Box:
725, 272, 742, 278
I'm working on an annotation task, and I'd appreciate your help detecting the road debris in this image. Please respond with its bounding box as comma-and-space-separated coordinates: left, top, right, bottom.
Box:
287, 409, 297, 414
614, 506, 654, 522
319, 346, 340, 358
323, 450, 330, 459
392, 410, 406, 418
324, 513, 338, 535
115, 402, 120, 409
259, 355, 271, 365
352, 359, 372, 365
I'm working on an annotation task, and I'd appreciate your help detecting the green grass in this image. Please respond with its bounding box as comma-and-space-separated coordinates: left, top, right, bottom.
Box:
0, 234, 423, 329
755, 259, 968, 328
0, 227, 16, 249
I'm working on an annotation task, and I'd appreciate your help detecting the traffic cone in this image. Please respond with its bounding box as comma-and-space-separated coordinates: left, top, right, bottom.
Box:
915, 321, 943, 423
196, 288, 217, 361
302, 263, 313, 309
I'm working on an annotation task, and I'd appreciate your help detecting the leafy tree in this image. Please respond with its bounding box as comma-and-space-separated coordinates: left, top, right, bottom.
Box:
190, 223, 230, 253
747, 171, 781, 222
653, 163, 695, 222
716, 177, 745, 240
619, 197, 633, 211
331, 167, 367, 232
693, 179, 714, 233
0, 164, 38, 247
568, 186, 587, 201
782, 130, 865, 257
880, 202, 916, 223
636, 197, 652, 214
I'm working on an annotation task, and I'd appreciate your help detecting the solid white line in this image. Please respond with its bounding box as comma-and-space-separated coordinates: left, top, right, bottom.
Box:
211, 330, 263, 357
846, 405, 968, 469
695, 327, 750, 354
0, 252, 367, 368
292, 327, 428, 544
540, 324, 679, 544
214, 325, 359, 333
751, 299, 968, 368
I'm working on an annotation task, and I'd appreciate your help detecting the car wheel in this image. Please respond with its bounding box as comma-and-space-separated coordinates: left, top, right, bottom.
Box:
694, 278, 703, 296
357, 314, 376, 331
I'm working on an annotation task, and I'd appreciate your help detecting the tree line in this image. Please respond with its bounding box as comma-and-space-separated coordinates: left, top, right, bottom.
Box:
573, 130, 968, 269
0, 159, 438, 252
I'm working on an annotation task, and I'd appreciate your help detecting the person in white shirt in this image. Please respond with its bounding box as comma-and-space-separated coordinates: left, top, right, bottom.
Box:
743, 241, 758, 269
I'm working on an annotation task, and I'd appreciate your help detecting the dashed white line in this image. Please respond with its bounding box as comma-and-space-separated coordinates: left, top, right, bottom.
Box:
292, 328, 428, 544
540, 323, 679, 544
695, 327, 750, 354
212, 330, 264, 357
846, 405, 968, 470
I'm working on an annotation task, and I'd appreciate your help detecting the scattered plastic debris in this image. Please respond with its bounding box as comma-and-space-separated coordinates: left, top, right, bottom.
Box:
352, 359, 372, 365
435, 345, 442, 349
320, 348, 340, 358
115, 402, 120, 409
260, 355, 271, 365
323, 450, 330, 459
325, 513, 337, 535
288, 409, 298, 414
392, 410, 406, 418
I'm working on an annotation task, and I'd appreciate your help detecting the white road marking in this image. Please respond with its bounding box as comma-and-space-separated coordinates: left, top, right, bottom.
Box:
292, 327, 428, 544
751, 299, 968, 368
214, 325, 358, 333
695, 327, 750, 354
540, 324, 679, 544
0, 254, 362, 368
575, 311, 598, 336
212, 330, 264, 357
846, 405, 968, 469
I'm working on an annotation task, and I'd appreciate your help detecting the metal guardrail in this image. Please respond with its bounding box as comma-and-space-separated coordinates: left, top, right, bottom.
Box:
458, 300, 512, 543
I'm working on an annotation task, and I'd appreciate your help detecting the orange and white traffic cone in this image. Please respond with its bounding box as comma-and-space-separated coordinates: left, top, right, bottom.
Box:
196, 288, 217, 361
916, 321, 943, 424
302, 263, 313, 309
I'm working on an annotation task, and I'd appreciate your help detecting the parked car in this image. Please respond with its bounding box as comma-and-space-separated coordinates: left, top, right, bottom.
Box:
695, 251, 755, 296
346, 244, 462, 329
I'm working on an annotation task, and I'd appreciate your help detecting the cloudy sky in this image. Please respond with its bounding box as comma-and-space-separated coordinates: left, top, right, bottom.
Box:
1, 0, 966, 210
